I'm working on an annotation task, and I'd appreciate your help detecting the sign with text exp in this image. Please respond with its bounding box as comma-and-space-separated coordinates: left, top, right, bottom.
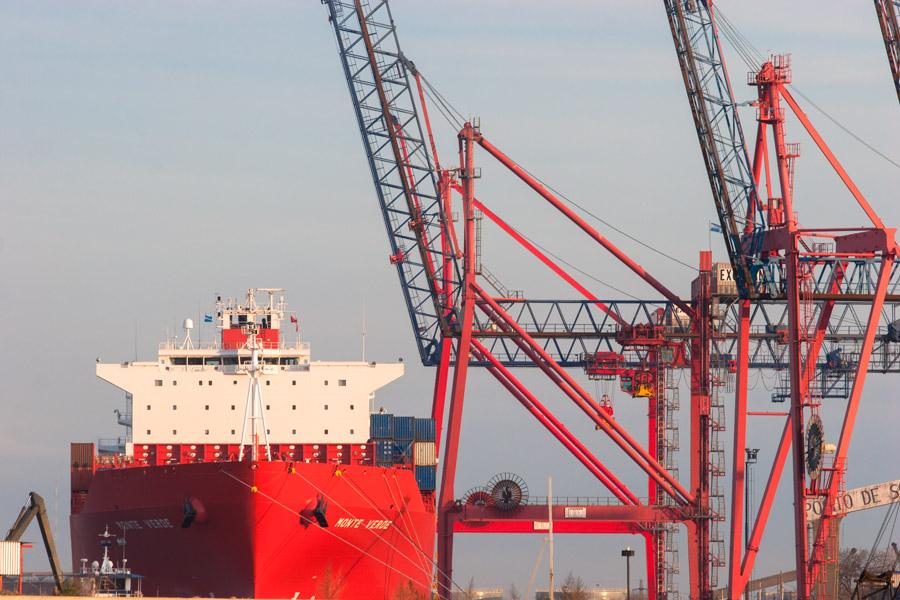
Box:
806, 479, 900, 521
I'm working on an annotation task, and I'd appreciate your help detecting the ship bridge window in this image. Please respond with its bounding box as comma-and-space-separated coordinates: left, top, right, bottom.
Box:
282, 357, 299, 366
223, 357, 239, 366
264, 358, 278, 365
205, 357, 221, 366
188, 358, 203, 366
171, 358, 187, 366
338, 379, 347, 387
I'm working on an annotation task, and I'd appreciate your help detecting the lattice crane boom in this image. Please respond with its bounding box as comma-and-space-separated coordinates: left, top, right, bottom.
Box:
323, 0, 457, 365
664, 0, 766, 297
875, 0, 900, 104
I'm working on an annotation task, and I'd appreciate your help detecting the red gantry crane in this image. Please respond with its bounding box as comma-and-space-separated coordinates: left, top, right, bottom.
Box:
666, 2, 898, 600
321, 2, 900, 599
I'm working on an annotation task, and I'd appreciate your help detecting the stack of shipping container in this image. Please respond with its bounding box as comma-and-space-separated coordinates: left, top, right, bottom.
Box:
369, 414, 436, 491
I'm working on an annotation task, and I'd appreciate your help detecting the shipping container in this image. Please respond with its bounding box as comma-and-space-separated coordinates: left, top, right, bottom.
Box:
414, 466, 436, 491
0, 541, 22, 577
392, 440, 413, 464
70, 442, 95, 470
375, 440, 394, 464
393, 416, 415, 441
413, 441, 436, 466
414, 418, 436, 442
370, 413, 394, 439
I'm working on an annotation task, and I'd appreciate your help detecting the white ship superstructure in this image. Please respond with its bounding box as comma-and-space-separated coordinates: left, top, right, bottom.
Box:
96, 288, 402, 454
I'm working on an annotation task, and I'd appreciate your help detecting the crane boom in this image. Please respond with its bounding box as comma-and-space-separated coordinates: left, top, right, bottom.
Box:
5, 492, 64, 593
875, 0, 900, 104
664, 0, 765, 298
323, 0, 457, 365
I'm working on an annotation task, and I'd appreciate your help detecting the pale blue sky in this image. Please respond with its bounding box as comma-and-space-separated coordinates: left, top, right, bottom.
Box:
1, 0, 898, 594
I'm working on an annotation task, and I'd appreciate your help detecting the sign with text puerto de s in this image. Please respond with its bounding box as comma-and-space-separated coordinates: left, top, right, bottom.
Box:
806, 479, 900, 521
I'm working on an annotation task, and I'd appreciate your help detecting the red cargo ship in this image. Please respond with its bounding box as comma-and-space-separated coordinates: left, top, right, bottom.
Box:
71, 289, 437, 599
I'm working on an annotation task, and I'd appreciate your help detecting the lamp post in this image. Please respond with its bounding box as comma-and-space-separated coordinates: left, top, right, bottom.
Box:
745, 448, 759, 600
622, 547, 635, 600
744, 448, 759, 550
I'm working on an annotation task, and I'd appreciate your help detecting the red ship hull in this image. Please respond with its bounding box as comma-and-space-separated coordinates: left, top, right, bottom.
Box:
70, 461, 436, 599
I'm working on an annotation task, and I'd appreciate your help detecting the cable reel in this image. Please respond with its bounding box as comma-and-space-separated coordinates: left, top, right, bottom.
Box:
486, 472, 529, 512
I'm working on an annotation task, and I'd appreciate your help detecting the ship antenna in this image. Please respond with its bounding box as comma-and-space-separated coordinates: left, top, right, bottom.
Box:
237, 323, 272, 462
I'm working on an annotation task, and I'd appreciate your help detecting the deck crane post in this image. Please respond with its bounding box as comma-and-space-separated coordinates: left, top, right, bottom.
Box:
874, 0, 900, 104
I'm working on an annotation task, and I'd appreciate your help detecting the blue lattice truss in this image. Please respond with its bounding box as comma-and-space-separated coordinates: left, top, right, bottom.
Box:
665, 0, 767, 297
325, 0, 459, 365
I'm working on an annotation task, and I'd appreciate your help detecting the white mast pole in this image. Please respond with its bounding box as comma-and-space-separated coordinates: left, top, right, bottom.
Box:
250, 343, 260, 462
237, 361, 254, 461
249, 325, 272, 461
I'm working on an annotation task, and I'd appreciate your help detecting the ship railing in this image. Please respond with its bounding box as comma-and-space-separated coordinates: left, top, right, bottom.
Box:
158, 340, 311, 352
97, 438, 126, 455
